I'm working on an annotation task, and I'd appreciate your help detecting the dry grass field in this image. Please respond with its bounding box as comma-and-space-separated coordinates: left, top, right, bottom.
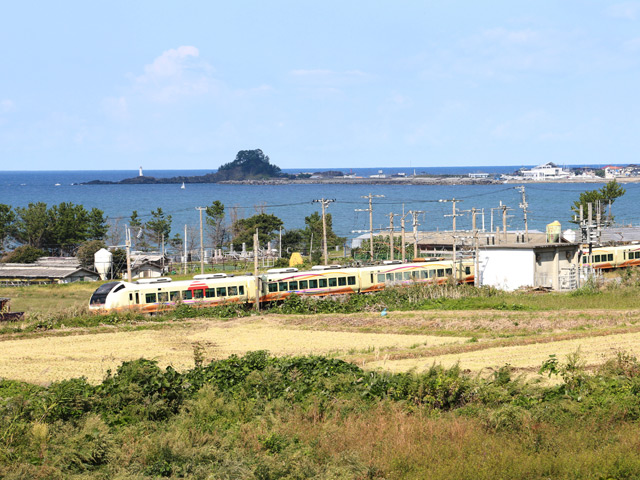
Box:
0, 317, 467, 384
4, 280, 640, 385
1, 305, 640, 384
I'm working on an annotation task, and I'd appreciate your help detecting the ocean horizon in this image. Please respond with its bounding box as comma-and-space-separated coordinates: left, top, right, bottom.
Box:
1, 168, 637, 243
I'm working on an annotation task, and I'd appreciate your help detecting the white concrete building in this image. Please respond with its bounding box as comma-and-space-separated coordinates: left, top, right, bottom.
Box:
478, 243, 580, 291
521, 162, 571, 180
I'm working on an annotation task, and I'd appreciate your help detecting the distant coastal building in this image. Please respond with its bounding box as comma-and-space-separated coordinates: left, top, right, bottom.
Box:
520, 162, 571, 180
369, 170, 386, 179
139, 166, 143, 177
468, 172, 489, 179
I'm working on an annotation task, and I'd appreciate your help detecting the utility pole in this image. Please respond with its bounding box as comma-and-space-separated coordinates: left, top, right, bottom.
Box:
356, 193, 385, 261
312, 198, 335, 265
501, 203, 508, 243
253, 229, 260, 312
400, 206, 411, 262
196, 207, 206, 274
474, 229, 479, 287
409, 210, 424, 259
517, 186, 529, 241
440, 198, 463, 232
385, 212, 399, 261
183, 225, 188, 274
125, 225, 132, 282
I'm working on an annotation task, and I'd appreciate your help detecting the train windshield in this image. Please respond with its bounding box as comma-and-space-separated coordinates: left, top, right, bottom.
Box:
89, 282, 122, 305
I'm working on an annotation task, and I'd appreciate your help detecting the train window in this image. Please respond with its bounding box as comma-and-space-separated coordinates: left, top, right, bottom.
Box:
194, 289, 204, 299
421, 270, 428, 279
377, 274, 385, 283
158, 292, 168, 302
329, 278, 337, 287
129, 293, 133, 301
183, 290, 192, 300
403, 272, 411, 280
338, 277, 346, 286
239, 286, 245, 295
319, 278, 328, 288
608, 254, 613, 261
299, 280, 308, 289
594, 255, 601, 262
170, 291, 179, 301
386, 273, 393, 282
145, 293, 157, 303
395, 272, 402, 281
289, 281, 299, 290
205, 288, 215, 298
582, 257, 587, 264
348, 276, 356, 285
279, 282, 288, 292
437, 269, 445, 277
228, 286, 238, 296
635, 252, 640, 259
428, 270, 435, 278
135, 293, 139, 304
217, 287, 227, 297
465, 266, 471, 275
309, 279, 318, 288
268, 283, 277, 293
114, 284, 125, 293
446, 268, 452, 275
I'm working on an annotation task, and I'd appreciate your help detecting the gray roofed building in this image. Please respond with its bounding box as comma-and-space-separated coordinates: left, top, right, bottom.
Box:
0, 263, 100, 285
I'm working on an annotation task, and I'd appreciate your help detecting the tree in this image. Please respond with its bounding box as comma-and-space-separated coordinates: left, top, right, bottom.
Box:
571, 180, 626, 224
1, 245, 47, 264
215, 149, 282, 181
49, 202, 91, 254
76, 240, 107, 269
304, 212, 345, 250
232, 213, 283, 248
129, 210, 148, 250
280, 228, 306, 254
145, 208, 172, 250
205, 200, 226, 248
0, 204, 16, 252
14, 202, 52, 249
87, 208, 109, 240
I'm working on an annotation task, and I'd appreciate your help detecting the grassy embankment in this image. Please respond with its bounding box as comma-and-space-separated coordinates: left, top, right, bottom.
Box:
3, 350, 640, 478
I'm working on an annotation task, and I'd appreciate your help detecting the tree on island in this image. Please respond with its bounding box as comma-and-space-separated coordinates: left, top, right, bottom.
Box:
214, 149, 282, 181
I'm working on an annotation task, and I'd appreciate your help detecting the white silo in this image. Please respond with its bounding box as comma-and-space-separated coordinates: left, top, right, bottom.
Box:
94, 248, 113, 280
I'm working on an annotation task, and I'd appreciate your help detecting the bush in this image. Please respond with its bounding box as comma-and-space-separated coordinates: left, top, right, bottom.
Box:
1, 245, 46, 263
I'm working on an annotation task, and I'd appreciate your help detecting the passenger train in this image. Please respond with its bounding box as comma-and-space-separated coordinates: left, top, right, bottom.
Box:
580, 244, 640, 270
89, 259, 474, 314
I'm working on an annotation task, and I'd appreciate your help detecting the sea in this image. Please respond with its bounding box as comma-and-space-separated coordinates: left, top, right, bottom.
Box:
1, 166, 637, 246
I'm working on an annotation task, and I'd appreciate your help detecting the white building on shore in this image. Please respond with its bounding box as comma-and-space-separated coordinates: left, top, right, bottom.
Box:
520, 162, 571, 180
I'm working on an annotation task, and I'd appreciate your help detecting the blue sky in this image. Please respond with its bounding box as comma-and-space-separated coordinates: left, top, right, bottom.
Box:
1, 1, 639, 170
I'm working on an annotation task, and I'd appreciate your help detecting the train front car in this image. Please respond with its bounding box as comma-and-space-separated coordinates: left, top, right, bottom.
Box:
88, 282, 128, 311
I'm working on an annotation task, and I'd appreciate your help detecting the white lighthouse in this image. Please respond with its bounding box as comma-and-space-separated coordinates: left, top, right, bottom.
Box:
139, 166, 143, 177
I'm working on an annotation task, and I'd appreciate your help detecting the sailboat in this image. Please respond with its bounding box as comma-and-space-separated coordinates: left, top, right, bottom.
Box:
181, 182, 185, 190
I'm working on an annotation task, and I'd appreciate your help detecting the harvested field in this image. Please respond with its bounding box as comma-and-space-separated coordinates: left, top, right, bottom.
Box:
0, 317, 465, 384
368, 330, 640, 374
3, 307, 640, 385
